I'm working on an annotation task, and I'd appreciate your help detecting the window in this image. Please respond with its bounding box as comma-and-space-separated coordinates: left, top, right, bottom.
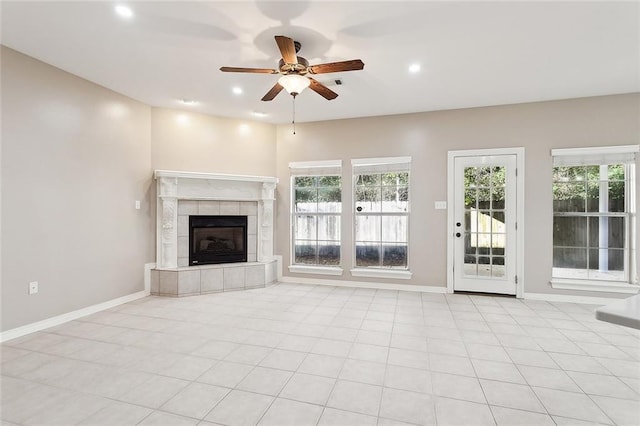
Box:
552, 145, 638, 290
352, 157, 411, 275
290, 161, 342, 272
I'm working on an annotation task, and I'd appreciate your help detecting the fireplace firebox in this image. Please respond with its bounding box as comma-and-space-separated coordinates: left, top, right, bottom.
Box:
189, 215, 248, 266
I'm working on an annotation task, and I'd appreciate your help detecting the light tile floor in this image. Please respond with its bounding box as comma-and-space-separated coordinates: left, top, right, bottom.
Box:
2, 283, 640, 425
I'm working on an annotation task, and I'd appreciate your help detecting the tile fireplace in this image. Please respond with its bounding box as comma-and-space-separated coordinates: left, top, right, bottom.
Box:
151, 170, 279, 296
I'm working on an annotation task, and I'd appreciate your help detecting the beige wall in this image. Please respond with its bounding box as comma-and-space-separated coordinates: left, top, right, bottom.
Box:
151, 108, 276, 176
275, 94, 640, 297
2, 45, 638, 333
1, 47, 154, 331
149, 109, 277, 278
0, 48, 279, 332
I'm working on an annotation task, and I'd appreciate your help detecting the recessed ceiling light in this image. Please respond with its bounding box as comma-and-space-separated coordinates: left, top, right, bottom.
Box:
178, 99, 198, 106
232, 87, 243, 95
408, 63, 421, 73
115, 5, 134, 19
251, 111, 268, 118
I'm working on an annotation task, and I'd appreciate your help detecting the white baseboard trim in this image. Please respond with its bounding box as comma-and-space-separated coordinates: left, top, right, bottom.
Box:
1, 262, 154, 343
279, 276, 447, 293
1, 290, 149, 343
523, 292, 623, 305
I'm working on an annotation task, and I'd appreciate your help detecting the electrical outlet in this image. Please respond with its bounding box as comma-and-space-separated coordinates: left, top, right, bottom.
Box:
29, 281, 38, 295
135, 200, 141, 210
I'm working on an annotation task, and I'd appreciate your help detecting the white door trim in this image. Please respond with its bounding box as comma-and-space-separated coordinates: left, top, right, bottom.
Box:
447, 147, 525, 298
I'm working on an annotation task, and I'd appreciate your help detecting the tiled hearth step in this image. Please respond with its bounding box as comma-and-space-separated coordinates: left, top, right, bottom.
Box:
151, 260, 277, 297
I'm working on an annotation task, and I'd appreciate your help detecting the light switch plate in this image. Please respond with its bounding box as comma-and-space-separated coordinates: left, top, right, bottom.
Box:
435, 201, 447, 210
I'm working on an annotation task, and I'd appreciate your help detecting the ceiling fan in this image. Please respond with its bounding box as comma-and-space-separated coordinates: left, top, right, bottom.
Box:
220, 35, 364, 101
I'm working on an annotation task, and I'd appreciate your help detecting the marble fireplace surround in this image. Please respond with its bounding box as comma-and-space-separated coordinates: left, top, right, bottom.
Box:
152, 170, 278, 296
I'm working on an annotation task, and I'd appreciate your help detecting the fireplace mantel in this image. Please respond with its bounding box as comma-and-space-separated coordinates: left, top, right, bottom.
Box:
154, 170, 278, 269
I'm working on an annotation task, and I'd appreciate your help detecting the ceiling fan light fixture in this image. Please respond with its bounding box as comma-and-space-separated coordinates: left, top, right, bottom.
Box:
221, 35, 361, 101
278, 74, 310, 96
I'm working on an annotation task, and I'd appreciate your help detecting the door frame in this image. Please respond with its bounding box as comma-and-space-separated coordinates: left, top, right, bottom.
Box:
447, 147, 526, 298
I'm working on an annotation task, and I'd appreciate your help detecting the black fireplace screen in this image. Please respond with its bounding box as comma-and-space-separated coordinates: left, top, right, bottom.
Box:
189, 215, 247, 265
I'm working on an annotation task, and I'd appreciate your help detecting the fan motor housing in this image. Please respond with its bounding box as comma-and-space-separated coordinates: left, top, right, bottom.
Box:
279, 57, 309, 74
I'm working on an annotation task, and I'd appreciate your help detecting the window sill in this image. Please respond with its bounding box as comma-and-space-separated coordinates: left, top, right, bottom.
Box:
350, 268, 413, 280
550, 279, 640, 294
288, 265, 343, 276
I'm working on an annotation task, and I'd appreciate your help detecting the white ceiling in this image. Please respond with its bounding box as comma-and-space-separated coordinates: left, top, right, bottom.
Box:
2, 1, 638, 124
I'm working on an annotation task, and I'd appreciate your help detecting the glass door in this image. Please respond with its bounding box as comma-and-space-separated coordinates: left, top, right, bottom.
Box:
453, 155, 517, 294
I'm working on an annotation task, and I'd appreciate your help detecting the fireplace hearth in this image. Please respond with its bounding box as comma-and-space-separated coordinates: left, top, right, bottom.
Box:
189, 215, 247, 266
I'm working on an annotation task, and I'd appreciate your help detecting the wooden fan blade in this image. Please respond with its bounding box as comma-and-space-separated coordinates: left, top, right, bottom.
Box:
308, 59, 364, 74
308, 78, 338, 100
261, 83, 284, 101
275, 35, 298, 65
220, 67, 278, 74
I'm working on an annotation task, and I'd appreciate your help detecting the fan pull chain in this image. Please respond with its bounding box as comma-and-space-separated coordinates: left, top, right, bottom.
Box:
292, 95, 296, 135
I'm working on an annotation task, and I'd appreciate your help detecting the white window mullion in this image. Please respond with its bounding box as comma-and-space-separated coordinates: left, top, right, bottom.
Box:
377, 196, 382, 268
628, 163, 638, 284
624, 212, 630, 283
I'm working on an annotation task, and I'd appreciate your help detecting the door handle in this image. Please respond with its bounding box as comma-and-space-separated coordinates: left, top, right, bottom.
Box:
455, 232, 461, 238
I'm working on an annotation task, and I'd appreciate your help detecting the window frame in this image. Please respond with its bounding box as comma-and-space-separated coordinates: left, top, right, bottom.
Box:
351, 157, 412, 279
550, 145, 639, 293
288, 160, 343, 275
